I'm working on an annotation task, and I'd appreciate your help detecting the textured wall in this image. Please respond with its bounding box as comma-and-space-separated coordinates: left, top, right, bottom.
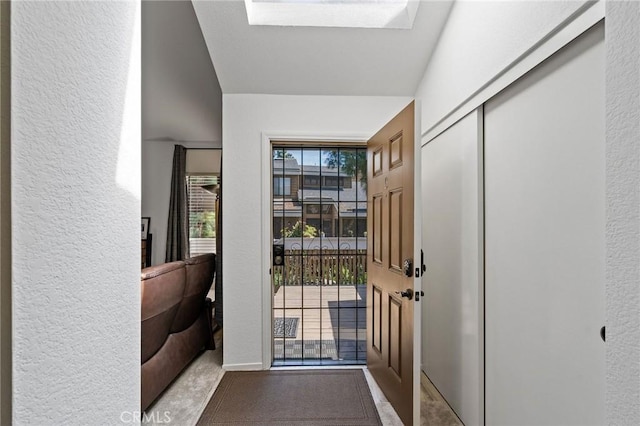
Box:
605, 1, 640, 423
415, 0, 589, 133
222, 95, 411, 368
11, 2, 141, 423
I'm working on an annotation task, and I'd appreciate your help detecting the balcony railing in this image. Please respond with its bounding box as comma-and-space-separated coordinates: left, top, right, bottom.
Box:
273, 248, 367, 288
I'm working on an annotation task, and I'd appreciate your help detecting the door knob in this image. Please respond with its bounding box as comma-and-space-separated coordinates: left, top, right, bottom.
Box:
395, 288, 414, 300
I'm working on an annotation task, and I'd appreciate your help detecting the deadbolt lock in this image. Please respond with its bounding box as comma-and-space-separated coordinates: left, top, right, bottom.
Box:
403, 258, 413, 277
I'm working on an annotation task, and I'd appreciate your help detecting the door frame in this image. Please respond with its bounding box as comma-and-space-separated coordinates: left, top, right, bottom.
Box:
410, 102, 422, 425
260, 132, 370, 369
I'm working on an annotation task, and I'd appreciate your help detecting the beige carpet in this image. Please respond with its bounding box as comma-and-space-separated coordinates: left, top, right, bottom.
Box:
197, 370, 382, 425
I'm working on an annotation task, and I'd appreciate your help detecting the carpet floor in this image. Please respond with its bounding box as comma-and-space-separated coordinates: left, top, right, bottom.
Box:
197, 369, 382, 425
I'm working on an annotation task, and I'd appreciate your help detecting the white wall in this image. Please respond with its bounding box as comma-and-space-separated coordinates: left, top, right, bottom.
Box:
605, 1, 640, 423
141, 140, 219, 266
415, 0, 590, 134
11, 2, 141, 423
222, 94, 411, 369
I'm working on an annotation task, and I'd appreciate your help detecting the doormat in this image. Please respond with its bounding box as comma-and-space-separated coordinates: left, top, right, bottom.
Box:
273, 339, 337, 360
273, 317, 299, 338
196, 370, 382, 425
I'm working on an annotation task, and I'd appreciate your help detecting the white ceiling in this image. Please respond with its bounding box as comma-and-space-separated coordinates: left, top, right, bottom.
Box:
192, 0, 453, 96
142, 0, 222, 143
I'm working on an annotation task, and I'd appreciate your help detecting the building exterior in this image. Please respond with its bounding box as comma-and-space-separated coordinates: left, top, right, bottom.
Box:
272, 157, 366, 242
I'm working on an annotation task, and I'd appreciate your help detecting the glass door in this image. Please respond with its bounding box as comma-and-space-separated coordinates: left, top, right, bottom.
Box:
272, 145, 367, 365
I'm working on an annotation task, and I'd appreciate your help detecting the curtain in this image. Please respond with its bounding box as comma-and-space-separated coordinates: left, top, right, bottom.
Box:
165, 144, 189, 262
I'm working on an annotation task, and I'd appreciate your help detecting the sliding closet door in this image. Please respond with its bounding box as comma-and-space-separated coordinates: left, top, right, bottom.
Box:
421, 109, 483, 426
484, 23, 604, 425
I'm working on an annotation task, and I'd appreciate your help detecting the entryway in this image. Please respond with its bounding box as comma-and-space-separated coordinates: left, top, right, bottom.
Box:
271, 145, 368, 365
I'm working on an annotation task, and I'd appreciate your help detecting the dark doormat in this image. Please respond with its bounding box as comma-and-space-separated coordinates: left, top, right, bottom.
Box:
196, 370, 382, 425
273, 317, 299, 338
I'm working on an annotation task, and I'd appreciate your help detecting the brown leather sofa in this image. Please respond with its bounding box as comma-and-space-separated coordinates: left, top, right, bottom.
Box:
141, 254, 216, 411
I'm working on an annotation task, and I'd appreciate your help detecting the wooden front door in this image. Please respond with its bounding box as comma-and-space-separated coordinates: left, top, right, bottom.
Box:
367, 102, 417, 425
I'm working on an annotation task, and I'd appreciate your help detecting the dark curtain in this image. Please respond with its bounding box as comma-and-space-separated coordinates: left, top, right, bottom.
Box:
165, 144, 189, 262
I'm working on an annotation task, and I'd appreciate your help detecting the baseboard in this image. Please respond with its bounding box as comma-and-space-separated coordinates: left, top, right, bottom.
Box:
222, 362, 265, 371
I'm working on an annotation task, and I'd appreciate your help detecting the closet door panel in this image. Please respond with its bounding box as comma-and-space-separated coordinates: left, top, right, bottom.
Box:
484, 23, 605, 426
421, 109, 483, 426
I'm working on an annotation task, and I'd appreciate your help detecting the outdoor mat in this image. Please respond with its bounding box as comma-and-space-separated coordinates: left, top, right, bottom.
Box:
273, 317, 299, 338
196, 370, 382, 425
273, 339, 338, 360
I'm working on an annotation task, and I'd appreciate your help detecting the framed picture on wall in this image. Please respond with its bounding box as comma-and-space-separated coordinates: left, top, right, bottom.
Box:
141, 217, 150, 240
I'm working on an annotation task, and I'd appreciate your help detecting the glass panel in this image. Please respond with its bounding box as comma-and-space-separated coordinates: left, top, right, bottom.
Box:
356, 307, 367, 361
282, 254, 301, 308
354, 148, 367, 193
302, 263, 322, 309
272, 264, 285, 309
338, 276, 358, 307
356, 202, 367, 237
338, 202, 357, 239
336, 307, 359, 361
273, 201, 284, 240
283, 308, 302, 361
301, 148, 320, 201
356, 255, 367, 307
321, 308, 337, 360
272, 309, 284, 360
302, 309, 321, 360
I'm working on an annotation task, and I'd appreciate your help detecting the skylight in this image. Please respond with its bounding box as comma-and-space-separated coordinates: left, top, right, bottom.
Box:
244, 0, 420, 29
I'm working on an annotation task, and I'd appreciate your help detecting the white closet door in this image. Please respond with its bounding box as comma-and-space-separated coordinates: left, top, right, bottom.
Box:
484, 23, 605, 425
421, 109, 483, 426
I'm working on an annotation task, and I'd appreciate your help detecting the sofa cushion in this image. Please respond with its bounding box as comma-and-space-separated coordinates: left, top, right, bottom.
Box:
171, 254, 216, 333
141, 261, 185, 363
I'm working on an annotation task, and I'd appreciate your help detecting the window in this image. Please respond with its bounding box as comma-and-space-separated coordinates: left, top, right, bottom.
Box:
187, 175, 218, 257
324, 176, 339, 187
274, 177, 291, 196
303, 175, 320, 188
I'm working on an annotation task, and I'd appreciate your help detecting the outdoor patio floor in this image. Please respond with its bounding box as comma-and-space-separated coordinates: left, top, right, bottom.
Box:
273, 284, 367, 363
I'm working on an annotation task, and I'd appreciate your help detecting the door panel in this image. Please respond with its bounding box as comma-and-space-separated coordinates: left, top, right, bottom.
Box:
372, 286, 382, 352
485, 23, 604, 425
389, 296, 402, 376
389, 190, 403, 271
372, 196, 383, 264
367, 102, 415, 425
421, 109, 484, 425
